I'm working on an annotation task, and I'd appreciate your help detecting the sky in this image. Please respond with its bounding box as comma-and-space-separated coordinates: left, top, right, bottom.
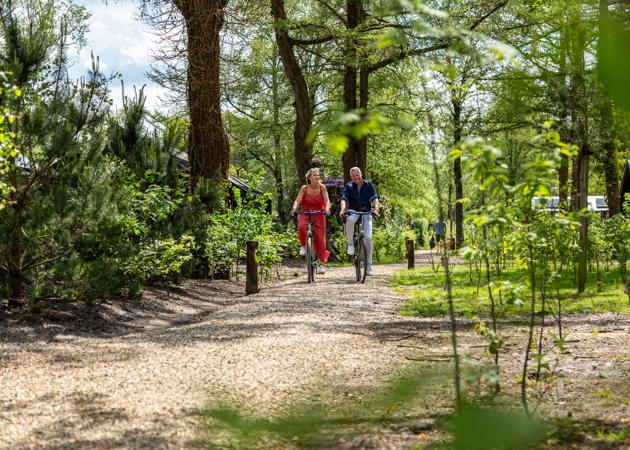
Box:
68, 0, 164, 111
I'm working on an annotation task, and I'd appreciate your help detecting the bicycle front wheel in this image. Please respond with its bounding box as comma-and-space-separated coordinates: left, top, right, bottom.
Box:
306, 235, 315, 283
356, 237, 368, 283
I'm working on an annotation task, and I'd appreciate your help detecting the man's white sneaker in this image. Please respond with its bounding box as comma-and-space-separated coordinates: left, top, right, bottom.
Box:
366, 267, 374, 276
347, 244, 355, 256
316, 265, 326, 274
299, 246, 306, 256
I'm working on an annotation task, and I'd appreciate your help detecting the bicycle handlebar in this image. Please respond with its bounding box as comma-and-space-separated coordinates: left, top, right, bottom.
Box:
346, 209, 375, 215
297, 210, 326, 215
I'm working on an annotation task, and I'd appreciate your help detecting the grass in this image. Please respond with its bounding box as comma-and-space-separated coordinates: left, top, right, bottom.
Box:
393, 262, 630, 318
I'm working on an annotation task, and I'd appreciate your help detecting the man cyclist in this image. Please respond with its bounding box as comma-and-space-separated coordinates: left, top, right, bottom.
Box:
339, 167, 380, 276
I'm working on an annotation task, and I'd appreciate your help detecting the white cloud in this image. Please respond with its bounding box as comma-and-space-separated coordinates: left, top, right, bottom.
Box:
69, 0, 166, 111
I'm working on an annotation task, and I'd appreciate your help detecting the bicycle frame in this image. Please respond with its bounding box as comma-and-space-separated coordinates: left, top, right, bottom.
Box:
298, 210, 325, 283
346, 210, 373, 283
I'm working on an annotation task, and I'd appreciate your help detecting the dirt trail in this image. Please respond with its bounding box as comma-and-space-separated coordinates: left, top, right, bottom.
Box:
1, 251, 629, 449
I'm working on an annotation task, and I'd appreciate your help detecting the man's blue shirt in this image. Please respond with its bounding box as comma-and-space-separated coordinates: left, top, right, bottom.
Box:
341, 180, 379, 211
435, 220, 446, 236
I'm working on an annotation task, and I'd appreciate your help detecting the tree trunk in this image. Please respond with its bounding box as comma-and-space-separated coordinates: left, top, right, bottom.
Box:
271, 55, 289, 224
601, 139, 620, 215
556, 17, 571, 208
452, 98, 464, 249
8, 190, 24, 299
271, 0, 314, 184
342, 37, 359, 179
569, 20, 589, 293
174, 0, 230, 190
341, 0, 367, 181
577, 149, 589, 292
358, 65, 368, 174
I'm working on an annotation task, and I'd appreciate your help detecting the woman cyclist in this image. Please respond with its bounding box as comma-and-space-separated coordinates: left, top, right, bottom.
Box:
290, 168, 331, 273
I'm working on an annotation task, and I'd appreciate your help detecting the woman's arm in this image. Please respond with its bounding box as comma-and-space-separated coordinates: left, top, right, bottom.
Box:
290, 186, 306, 216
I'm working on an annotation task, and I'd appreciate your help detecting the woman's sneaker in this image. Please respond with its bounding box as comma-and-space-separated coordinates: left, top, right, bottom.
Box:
317, 265, 326, 274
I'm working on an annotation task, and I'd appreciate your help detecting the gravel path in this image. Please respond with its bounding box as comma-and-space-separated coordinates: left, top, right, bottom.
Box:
1, 259, 431, 449
3, 252, 630, 449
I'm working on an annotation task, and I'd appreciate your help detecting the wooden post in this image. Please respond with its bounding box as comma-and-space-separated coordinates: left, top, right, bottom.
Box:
406, 238, 415, 269
246, 240, 259, 295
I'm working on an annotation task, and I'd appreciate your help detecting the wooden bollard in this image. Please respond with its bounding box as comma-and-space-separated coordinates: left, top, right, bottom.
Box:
246, 240, 259, 295
406, 238, 415, 269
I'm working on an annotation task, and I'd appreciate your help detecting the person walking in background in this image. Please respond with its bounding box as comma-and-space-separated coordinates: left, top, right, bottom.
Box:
290, 168, 331, 273
434, 218, 446, 253
339, 167, 380, 276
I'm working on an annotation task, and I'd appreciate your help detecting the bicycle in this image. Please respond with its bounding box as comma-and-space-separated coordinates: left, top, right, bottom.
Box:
297, 210, 326, 283
344, 209, 374, 283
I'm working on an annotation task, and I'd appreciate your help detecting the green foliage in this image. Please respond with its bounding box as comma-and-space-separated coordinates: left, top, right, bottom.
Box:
0, 76, 19, 207
407, 125, 627, 316
401, 125, 627, 416
1, 0, 226, 302
309, 107, 415, 156
109, 173, 212, 283
28, 172, 198, 301
451, 403, 547, 449
123, 235, 194, 284
105, 86, 182, 186
596, 211, 630, 282
599, 9, 630, 110
0, 0, 124, 302
205, 189, 286, 279
372, 203, 414, 262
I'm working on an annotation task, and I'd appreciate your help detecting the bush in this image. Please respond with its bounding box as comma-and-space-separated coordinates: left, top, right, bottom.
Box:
204, 190, 286, 279
373, 207, 414, 262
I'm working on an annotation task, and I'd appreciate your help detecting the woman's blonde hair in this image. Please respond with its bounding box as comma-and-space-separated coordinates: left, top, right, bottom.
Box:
305, 168, 320, 184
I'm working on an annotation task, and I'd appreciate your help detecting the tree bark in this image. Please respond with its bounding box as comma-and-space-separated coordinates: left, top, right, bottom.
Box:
341, 0, 367, 181
271, 0, 314, 184
577, 149, 590, 292
8, 190, 24, 299
271, 54, 289, 224
569, 21, 590, 293
246, 240, 259, 295
452, 97, 464, 249
173, 0, 230, 190
358, 65, 368, 174
556, 33, 570, 207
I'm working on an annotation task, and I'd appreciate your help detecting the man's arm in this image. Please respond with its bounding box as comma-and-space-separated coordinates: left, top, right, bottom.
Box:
372, 197, 380, 216
368, 181, 380, 216
340, 183, 350, 217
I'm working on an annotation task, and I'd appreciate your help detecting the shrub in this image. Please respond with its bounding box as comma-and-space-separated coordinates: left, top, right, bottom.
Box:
373, 204, 413, 262
204, 190, 286, 279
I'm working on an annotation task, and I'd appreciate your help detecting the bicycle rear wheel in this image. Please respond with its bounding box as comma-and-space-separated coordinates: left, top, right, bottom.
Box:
354, 238, 361, 282
306, 235, 315, 283
356, 237, 368, 283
